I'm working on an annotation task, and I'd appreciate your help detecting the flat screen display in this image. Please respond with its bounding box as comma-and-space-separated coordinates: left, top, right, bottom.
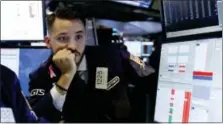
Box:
162, 0, 221, 38
124, 41, 142, 56
141, 42, 153, 56
154, 38, 222, 123
0, 48, 51, 96
1, 1, 45, 41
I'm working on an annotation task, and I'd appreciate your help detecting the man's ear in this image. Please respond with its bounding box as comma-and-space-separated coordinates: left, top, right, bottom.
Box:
44, 36, 51, 48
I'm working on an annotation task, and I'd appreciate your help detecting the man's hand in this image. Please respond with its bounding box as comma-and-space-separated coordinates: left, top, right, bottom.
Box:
52, 49, 77, 90
53, 49, 76, 75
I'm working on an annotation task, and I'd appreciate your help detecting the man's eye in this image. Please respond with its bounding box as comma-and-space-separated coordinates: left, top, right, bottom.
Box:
58, 36, 69, 41
75, 35, 83, 41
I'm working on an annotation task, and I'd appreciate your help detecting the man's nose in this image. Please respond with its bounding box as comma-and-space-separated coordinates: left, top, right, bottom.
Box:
67, 41, 76, 50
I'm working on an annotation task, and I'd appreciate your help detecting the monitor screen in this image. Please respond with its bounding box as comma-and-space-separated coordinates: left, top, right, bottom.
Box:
124, 41, 142, 56
1, 1, 44, 41
1, 48, 51, 96
111, 0, 152, 8
141, 42, 153, 56
154, 37, 222, 122
162, 0, 222, 38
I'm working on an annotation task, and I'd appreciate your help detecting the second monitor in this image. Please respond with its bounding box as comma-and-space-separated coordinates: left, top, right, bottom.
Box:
154, 37, 222, 123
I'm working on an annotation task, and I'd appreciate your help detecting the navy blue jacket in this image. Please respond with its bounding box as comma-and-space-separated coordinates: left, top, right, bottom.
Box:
0, 65, 48, 123
28, 45, 154, 122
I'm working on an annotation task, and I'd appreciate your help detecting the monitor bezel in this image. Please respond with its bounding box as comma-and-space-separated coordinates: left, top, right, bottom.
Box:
151, 0, 165, 122
0, 1, 47, 42
164, 31, 222, 44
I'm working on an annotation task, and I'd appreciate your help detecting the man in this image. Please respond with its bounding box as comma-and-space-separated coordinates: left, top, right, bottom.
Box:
28, 6, 154, 122
0, 65, 48, 123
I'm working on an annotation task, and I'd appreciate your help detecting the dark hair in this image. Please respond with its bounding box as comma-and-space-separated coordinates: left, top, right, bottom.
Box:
46, 7, 86, 32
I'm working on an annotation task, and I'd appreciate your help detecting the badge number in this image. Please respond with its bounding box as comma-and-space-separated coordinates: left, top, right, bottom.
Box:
95, 67, 108, 89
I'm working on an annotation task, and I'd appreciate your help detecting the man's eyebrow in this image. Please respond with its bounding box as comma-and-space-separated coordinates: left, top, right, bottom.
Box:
57, 32, 68, 36
75, 30, 84, 34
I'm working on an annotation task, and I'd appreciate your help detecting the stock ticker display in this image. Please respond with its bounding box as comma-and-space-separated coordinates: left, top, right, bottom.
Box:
163, 0, 219, 32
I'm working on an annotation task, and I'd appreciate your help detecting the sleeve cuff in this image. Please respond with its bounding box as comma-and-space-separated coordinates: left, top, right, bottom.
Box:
50, 86, 67, 112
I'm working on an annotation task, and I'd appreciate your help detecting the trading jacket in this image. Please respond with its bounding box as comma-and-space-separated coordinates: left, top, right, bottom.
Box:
28, 45, 155, 122
0, 65, 48, 123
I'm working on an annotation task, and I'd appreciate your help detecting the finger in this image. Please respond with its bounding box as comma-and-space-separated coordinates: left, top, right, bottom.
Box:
65, 49, 72, 55
67, 54, 75, 64
58, 49, 70, 57
61, 49, 69, 54
57, 58, 64, 66
55, 48, 65, 55
65, 54, 74, 66
69, 53, 75, 60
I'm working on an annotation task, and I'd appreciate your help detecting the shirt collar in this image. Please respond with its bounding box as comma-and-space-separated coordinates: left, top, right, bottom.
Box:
77, 55, 87, 71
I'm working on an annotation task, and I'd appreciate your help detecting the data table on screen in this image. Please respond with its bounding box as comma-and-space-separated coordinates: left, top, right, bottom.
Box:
162, 0, 221, 38
155, 38, 222, 123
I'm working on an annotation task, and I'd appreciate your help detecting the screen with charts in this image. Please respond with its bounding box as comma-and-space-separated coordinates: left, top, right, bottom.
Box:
1, 1, 44, 41
154, 37, 222, 123
0, 48, 51, 96
162, 0, 222, 38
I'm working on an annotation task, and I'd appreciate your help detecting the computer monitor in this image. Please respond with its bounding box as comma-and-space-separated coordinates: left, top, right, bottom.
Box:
124, 41, 142, 57
141, 42, 153, 57
1, 1, 45, 41
0, 48, 51, 96
154, 37, 222, 122
162, 0, 221, 38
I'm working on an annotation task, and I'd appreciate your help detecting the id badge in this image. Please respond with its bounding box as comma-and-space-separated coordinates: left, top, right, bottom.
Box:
95, 67, 108, 89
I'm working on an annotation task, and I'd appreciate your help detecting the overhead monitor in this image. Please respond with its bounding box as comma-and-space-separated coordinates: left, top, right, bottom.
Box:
162, 0, 222, 38
1, 1, 45, 41
124, 41, 142, 56
0, 48, 51, 96
111, 0, 152, 8
154, 37, 222, 123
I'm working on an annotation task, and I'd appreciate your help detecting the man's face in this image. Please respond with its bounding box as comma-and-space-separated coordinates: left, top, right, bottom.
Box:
45, 17, 87, 64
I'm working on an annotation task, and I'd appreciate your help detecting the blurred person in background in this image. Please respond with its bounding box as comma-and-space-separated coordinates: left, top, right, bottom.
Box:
0, 64, 48, 123
129, 34, 163, 122
28, 4, 155, 123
